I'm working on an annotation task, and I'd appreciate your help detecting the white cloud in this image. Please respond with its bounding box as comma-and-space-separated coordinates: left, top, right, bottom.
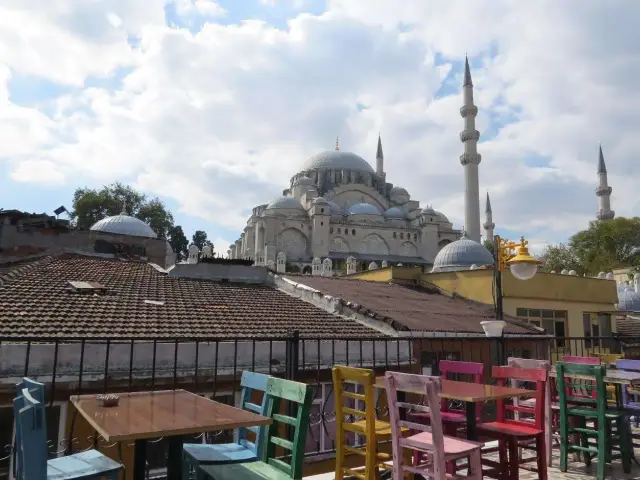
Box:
1, 0, 639, 247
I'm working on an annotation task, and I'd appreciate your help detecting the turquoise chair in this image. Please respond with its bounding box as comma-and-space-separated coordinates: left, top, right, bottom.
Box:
15, 387, 123, 480
182, 371, 270, 479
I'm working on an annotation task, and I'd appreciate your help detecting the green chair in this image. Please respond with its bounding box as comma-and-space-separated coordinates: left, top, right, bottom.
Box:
556, 361, 632, 479
199, 376, 313, 480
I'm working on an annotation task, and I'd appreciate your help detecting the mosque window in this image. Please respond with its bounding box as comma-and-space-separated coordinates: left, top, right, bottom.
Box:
351, 229, 356, 235
414, 233, 417, 240
321, 208, 325, 213
321, 222, 324, 226
337, 228, 341, 234
393, 232, 397, 239
330, 227, 333, 234
400, 233, 404, 239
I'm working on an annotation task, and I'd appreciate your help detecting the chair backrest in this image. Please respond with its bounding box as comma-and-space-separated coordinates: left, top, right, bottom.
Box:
332, 366, 377, 446
15, 388, 48, 480
616, 359, 640, 405
384, 371, 446, 480
13, 378, 45, 480
438, 360, 484, 417
555, 362, 607, 418
507, 358, 552, 418
237, 371, 270, 458
562, 356, 599, 399
262, 377, 313, 479
492, 366, 547, 430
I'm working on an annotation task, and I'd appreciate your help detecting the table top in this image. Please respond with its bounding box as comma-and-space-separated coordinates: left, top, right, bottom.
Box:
375, 377, 534, 403
549, 368, 640, 386
70, 390, 272, 442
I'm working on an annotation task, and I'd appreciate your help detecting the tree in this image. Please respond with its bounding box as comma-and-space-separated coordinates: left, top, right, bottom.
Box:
168, 226, 189, 261
71, 182, 174, 237
483, 240, 496, 259
539, 217, 640, 275
192, 230, 213, 251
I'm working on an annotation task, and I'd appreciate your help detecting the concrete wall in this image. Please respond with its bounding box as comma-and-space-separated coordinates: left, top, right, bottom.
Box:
0, 222, 174, 267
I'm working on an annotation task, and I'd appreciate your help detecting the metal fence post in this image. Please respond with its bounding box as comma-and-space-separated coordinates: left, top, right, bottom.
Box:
284, 330, 300, 441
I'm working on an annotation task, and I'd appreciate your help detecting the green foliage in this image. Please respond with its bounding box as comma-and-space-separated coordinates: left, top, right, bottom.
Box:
539, 217, 640, 275
71, 182, 174, 237
168, 225, 189, 261
191, 230, 213, 251
483, 239, 496, 259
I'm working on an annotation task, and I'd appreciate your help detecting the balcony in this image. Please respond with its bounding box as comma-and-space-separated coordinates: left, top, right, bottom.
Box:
1, 334, 637, 479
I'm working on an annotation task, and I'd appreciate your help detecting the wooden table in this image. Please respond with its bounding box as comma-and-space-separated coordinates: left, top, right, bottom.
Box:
70, 390, 272, 480
375, 377, 534, 440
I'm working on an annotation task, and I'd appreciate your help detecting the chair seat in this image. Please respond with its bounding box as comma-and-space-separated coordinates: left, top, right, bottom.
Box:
477, 421, 543, 438
350, 419, 408, 438
47, 450, 122, 480
404, 431, 482, 457
623, 401, 640, 412
183, 442, 258, 464
200, 460, 290, 480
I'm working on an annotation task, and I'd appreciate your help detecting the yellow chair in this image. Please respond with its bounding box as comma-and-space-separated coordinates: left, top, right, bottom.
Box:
592, 353, 625, 402
332, 366, 409, 480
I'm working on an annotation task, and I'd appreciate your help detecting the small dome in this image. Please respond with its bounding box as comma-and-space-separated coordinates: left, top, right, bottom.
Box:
432, 235, 494, 272
265, 196, 305, 211
90, 214, 157, 238
384, 207, 405, 218
561, 269, 569, 275
301, 150, 374, 173
606, 272, 614, 280
617, 288, 640, 312
390, 186, 409, 196
422, 206, 436, 215
434, 211, 450, 223
598, 272, 606, 279
293, 176, 313, 186
347, 203, 382, 216
569, 270, 577, 276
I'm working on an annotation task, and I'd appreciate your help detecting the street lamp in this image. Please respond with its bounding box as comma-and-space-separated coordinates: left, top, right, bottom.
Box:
485, 235, 541, 365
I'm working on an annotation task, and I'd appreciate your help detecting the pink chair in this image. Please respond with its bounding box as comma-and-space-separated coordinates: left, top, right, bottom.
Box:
384, 371, 483, 480
411, 360, 484, 437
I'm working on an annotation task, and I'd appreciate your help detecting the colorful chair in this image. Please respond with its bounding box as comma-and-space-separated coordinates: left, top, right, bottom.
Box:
15, 388, 123, 480
410, 360, 484, 438
592, 353, 624, 402
182, 371, 270, 479
332, 365, 407, 480
384, 371, 483, 480
476, 366, 548, 480
507, 357, 555, 466
556, 361, 632, 480
616, 359, 640, 445
199, 376, 313, 480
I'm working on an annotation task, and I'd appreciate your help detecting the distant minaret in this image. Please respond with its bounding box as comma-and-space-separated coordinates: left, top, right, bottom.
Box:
460, 56, 482, 242
596, 144, 615, 221
376, 134, 384, 176
483, 192, 495, 242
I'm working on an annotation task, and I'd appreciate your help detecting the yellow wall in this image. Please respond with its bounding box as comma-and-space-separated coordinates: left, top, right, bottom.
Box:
348, 266, 422, 283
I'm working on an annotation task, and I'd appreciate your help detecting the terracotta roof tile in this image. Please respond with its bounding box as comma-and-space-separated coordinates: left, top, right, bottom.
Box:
0, 254, 382, 339
284, 275, 540, 335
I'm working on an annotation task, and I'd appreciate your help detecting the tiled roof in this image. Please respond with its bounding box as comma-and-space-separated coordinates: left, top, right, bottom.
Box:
0, 254, 382, 339
284, 275, 540, 335
615, 315, 640, 339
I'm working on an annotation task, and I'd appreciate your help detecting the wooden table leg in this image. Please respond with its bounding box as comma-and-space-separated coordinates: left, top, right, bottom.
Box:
466, 402, 477, 440
133, 439, 147, 480
167, 436, 185, 479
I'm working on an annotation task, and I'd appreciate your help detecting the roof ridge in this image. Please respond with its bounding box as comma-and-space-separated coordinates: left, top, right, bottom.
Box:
0, 254, 58, 287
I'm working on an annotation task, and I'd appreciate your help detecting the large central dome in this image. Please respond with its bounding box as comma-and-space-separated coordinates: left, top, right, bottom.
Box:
301, 150, 374, 173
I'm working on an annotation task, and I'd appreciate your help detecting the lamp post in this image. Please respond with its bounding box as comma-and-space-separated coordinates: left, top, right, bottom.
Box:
483, 235, 541, 365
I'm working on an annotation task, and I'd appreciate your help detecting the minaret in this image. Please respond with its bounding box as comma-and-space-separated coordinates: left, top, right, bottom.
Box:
376, 134, 384, 175
596, 144, 615, 221
460, 56, 482, 242
483, 192, 495, 242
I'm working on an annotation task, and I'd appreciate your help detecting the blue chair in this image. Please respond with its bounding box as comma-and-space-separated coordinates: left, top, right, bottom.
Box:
182, 371, 270, 479
13, 378, 46, 480
15, 387, 123, 480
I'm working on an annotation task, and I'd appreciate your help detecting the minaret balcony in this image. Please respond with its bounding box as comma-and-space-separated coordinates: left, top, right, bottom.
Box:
483, 221, 495, 230
460, 129, 480, 142
460, 105, 478, 117
596, 209, 615, 221
595, 185, 612, 196
460, 153, 481, 166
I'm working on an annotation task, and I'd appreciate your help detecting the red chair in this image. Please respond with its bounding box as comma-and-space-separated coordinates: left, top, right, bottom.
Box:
476, 366, 548, 480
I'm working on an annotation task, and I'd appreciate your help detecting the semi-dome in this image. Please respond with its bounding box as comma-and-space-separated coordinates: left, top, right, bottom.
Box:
347, 203, 382, 216
385, 207, 405, 218
301, 150, 374, 173
90, 214, 157, 238
617, 287, 640, 312
327, 200, 342, 215
432, 235, 494, 272
265, 196, 305, 211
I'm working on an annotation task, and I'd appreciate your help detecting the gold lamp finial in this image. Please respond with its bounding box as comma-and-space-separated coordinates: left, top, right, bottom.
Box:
335, 136, 340, 151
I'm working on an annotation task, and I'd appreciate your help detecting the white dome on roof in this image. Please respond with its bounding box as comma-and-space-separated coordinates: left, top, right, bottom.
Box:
301, 150, 374, 173
266, 196, 304, 211
347, 203, 382, 216
434, 211, 450, 223
618, 288, 640, 312
90, 214, 157, 238
432, 234, 494, 272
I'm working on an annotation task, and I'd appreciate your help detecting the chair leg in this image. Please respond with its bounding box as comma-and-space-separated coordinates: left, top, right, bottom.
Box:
597, 422, 607, 480
467, 449, 483, 480
182, 456, 193, 480
507, 439, 519, 480
536, 434, 548, 480
620, 417, 632, 474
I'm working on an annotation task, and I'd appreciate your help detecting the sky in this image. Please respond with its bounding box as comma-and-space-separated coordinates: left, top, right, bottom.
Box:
1, 0, 639, 255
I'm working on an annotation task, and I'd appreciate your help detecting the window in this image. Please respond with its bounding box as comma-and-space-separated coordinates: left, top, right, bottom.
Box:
583, 313, 612, 349
320, 222, 323, 226
352, 229, 355, 235
321, 208, 324, 213
517, 308, 567, 347
414, 233, 417, 240
329, 227, 333, 234
337, 228, 341, 234
393, 232, 397, 239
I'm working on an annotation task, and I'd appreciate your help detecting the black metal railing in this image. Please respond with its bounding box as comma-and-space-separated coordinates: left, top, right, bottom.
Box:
0, 333, 633, 478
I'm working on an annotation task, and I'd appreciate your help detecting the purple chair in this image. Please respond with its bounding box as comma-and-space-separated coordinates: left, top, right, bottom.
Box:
617, 359, 640, 428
